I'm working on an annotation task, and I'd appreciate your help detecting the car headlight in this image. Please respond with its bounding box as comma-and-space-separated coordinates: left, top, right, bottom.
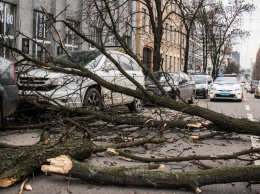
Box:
211, 86, 217, 90
163, 86, 172, 92
52, 77, 70, 86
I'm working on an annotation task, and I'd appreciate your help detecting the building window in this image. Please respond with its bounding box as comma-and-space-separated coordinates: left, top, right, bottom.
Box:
143, 47, 151, 72
65, 20, 80, 51
33, 11, 52, 60
174, 57, 176, 72
90, 25, 101, 49
165, 55, 167, 71
0, 2, 15, 59
142, 8, 146, 32
149, 21, 152, 34
178, 57, 180, 71
170, 26, 173, 43
170, 56, 172, 71
165, 23, 168, 41
174, 28, 176, 45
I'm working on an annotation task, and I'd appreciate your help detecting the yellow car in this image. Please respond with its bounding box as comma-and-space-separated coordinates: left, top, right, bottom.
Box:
255, 81, 260, 98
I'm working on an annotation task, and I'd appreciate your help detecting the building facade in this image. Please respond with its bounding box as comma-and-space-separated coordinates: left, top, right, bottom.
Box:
1, 0, 184, 75
0, 0, 89, 60
135, 1, 185, 73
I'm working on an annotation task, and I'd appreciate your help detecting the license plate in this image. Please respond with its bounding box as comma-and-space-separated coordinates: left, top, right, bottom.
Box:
220, 92, 230, 96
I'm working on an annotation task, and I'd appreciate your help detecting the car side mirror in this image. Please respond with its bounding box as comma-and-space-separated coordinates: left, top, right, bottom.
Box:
180, 79, 188, 84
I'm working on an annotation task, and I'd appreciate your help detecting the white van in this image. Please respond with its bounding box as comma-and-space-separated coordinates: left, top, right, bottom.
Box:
193, 74, 213, 99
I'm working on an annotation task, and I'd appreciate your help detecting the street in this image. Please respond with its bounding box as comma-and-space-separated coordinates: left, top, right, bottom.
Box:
1, 88, 260, 194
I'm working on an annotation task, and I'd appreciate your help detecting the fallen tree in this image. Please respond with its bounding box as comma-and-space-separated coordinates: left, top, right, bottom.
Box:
0, 137, 93, 188
41, 155, 260, 193
0, 0, 258, 193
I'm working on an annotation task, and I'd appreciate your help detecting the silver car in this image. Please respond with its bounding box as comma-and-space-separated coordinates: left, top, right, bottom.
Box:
18, 50, 144, 112
145, 71, 195, 104
0, 57, 19, 126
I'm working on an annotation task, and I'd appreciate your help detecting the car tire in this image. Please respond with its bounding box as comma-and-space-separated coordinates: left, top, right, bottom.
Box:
188, 92, 195, 104
83, 88, 103, 110
210, 98, 214, 101
203, 90, 208, 99
128, 98, 143, 113
237, 99, 242, 102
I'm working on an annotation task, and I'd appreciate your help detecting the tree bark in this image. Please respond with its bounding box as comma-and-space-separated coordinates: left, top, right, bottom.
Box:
41, 155, 260, 193
0, 138, 93, 188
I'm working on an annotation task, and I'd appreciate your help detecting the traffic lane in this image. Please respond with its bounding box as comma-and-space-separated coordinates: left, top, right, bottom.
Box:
242, 90, 260, 121
195, 98, 248, 119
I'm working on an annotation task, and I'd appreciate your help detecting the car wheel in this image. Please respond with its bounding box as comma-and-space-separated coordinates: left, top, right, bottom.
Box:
128, 98, 143, 113
210, 98, 214, 101
83, 88, 103, 110
188, 92, 195, 104
237, 99, 242, 102
204, 90, 208, 99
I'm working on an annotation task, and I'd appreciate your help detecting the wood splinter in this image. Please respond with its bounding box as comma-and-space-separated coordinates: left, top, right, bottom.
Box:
41, 155, 73, 174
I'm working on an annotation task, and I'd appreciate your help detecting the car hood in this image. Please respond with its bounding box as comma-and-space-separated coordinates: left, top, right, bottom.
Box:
20, 68, 67, 79
212, 83, 240, 90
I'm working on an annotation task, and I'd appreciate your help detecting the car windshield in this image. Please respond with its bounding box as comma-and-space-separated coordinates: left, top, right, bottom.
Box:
251, 81, 259, 86
214, 77, 239, 84
50, 50, 102, 69
194, 76, 206, 84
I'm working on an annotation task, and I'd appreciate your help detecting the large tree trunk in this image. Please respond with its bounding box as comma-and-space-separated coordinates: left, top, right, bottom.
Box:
42, 155, 260, 193
0, 138, 93, 188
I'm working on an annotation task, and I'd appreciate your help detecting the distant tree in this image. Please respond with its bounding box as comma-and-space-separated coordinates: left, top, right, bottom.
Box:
224, 61, 239, 74
198, 0, 254, 79
253, 48, 260, 80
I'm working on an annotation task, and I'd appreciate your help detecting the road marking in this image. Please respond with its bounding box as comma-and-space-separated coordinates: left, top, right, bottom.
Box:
247, 113, 254, 121
245, 105, 251, 111
247, 113, 260, 165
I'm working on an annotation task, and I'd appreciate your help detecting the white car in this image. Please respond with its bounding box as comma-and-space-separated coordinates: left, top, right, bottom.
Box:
209, 77, 242, 102
18, 50, 144, 112
193, 74, 213, 99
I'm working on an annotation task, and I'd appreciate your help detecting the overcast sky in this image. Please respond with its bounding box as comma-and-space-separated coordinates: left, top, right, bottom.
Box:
231, 0, 260, 69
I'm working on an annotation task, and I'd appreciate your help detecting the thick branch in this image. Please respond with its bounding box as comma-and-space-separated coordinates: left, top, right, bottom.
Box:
41, 155, 260, 192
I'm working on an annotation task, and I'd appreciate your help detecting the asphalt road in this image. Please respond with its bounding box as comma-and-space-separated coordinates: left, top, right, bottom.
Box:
1, 89, 260, 194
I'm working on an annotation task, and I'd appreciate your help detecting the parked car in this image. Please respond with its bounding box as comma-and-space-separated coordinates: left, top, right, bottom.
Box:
209, 76, 243, 102
193, 74, 213, 99
18, 50, 144, 112
254, 81, 260, 98
250, 80, 260, 94
0, 57, 19, 126
245, 83, 251, 93
145, 71, 195, 104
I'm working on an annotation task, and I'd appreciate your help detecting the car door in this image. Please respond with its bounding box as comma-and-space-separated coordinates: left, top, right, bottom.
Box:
117, 53, 144, 103
98, 54, 124, 106
178, 72, 190, 100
